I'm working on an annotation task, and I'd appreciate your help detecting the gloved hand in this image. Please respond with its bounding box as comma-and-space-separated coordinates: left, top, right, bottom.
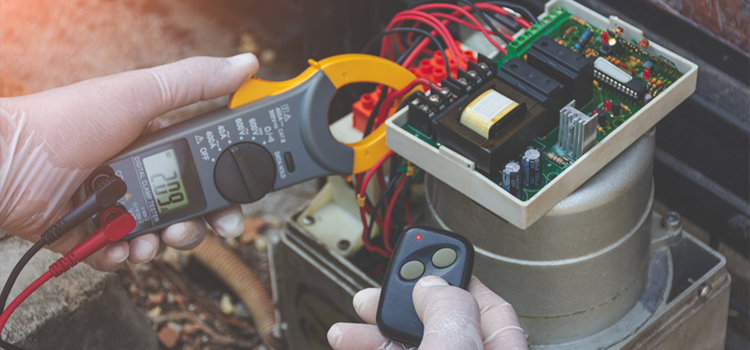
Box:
328, 275, 528, 350
0, 54, 259, 271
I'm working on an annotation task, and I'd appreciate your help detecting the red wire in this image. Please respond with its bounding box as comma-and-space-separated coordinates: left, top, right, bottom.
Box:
387, 12, 465, 65
0, 271, 52, 333
358, 151, 395, 258
375, 78, 434, 124
383, 175, 409, 253
412, 3, 507, 52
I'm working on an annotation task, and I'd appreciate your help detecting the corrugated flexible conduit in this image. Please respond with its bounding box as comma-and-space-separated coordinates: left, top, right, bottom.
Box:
191, 234, 278, 346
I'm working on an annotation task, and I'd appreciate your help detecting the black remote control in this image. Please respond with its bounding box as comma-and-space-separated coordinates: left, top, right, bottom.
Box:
376, 226, 474, 345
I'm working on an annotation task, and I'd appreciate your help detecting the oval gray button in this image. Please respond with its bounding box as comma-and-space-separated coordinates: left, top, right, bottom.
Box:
432, 248, 457, 268
400, 260, 425, 280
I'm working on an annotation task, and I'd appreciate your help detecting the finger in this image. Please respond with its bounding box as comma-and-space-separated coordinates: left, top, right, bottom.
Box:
204, 206, 244, 238
85, 241, 130, 272
17, 53, 259, 169
328, 323, 409, 350
160, 218, 207, 250
352, 288, 381, 325
127, 233, 159, 263
412, 276, 483, 350
468, 276, 528, 350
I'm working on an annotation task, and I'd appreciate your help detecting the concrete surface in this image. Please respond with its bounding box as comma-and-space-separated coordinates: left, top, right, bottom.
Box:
0, 235, 158, 349
0, 0, 302, 348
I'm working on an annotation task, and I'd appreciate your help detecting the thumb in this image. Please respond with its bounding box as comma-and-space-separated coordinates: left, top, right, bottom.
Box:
412, 276, 483, 350
13, 53, 258, 169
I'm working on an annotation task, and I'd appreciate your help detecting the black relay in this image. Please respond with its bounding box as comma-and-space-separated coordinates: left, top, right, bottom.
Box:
497, 59, 566, 112
526, 36, 594, 108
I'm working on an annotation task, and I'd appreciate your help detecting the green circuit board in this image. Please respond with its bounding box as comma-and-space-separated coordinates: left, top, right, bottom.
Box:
402, 6, 684, 201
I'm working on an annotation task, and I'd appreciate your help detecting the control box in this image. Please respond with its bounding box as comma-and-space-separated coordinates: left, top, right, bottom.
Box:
385, 0, 698, 229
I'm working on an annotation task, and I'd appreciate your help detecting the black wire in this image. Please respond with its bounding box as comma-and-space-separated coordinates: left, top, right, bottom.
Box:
361, 28, 451, 76
485, 1, 538, 23
456, 0, 514, 42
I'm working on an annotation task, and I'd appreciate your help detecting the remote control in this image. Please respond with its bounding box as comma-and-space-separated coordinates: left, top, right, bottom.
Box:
376, 226, 474, 345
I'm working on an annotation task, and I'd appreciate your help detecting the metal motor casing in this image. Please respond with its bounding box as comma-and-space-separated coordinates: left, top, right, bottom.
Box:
425, 130, 656, 344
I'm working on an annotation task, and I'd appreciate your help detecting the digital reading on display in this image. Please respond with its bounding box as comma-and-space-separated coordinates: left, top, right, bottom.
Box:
142, 148, 189, 213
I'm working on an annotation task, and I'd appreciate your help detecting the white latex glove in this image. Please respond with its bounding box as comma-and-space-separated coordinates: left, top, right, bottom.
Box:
0, 54, 259, 271
328, 275, 528, 350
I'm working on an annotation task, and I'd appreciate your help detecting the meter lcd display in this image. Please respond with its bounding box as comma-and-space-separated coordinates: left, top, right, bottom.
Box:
143, 148, 189, 213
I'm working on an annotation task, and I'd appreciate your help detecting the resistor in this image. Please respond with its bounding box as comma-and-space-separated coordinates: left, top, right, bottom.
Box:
639, 38, 649, 49
545, 152, 565, 166
598, 126, 607, 136
562, 157, 571, 163
615, 27, 624, 36
565, 26, 576, 36
570, 15, 587, 27
621, 104, 631, 113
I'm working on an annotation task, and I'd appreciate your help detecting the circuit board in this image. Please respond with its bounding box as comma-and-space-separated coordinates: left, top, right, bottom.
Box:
400, 6, 684, 201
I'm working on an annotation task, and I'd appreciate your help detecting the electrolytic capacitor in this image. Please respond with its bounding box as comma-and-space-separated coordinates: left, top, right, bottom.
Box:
522, 148, 542, 188
502, 161, 523, 199
612, 100, 622, 115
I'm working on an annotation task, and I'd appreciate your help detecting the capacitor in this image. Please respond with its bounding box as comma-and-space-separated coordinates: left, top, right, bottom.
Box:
603, 99, 611, 112
612, 100, 622, 115
522, 148, 542, 188
601, 31, 608, 43
502, 161, 523, 199
642, 68, 651, 80
597, 109, 608, 124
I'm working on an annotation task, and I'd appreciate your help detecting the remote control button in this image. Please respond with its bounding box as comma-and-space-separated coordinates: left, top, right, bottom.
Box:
432, 248, 457, 268
400, 260, 425, 281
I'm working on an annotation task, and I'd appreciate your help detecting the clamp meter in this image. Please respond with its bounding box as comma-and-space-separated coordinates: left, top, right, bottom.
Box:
80, 54, 419, 238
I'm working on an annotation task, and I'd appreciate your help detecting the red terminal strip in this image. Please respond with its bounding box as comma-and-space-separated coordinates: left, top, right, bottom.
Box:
49, 213, 136, 277
351, 45, 476, 132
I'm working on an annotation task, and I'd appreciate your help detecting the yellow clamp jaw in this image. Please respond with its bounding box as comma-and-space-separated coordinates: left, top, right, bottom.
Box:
229, 54, 420, 174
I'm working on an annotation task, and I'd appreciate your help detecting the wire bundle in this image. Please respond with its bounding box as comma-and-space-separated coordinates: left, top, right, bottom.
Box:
355, 1, 535, 258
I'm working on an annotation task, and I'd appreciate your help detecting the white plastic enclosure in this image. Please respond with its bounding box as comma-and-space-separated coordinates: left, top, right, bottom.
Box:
385, 0, 698, 229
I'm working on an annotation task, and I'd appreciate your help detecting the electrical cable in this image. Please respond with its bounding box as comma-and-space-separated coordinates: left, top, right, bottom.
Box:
362, 29, 450, 75
0, 213, 135, 350
411, 3, 510, 52
366, 172, 405, 253
362, 35, 426, 139
383, 175, 409, 252
0, 177, 126, 317
387, 11, 464, 63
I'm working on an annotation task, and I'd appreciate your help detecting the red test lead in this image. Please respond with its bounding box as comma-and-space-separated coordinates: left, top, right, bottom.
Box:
0, 213, 135, 334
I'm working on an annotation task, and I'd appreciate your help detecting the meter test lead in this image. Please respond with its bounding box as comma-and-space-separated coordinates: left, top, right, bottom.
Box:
79, 54, 421, 239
